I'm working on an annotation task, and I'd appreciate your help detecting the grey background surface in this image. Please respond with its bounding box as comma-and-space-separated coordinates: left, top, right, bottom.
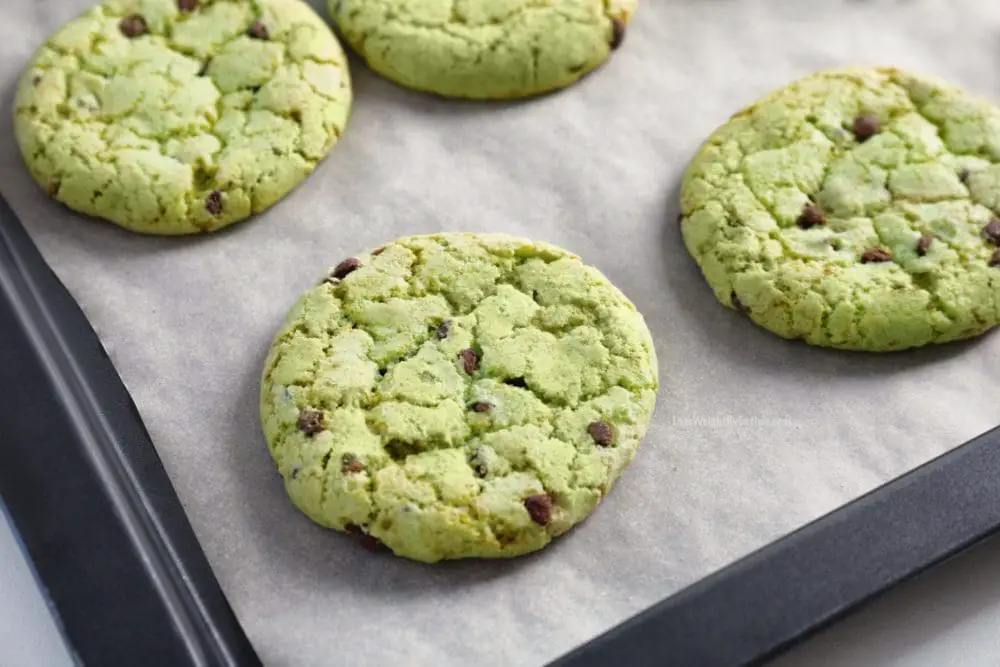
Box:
0, 506, 75, 667
2, 0, 1000, 665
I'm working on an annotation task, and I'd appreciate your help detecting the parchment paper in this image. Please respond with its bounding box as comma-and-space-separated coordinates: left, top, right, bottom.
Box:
3, 1, 1000, 665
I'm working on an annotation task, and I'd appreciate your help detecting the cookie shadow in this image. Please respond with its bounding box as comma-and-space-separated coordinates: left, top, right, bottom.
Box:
659, 177, 996, 380
347, 58, 596, 125
225, 341, 562, 601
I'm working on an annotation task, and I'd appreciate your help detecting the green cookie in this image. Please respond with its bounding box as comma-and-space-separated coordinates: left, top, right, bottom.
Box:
260, 233, 659, 563
14, 0, 352, 235
329, 0, 636, 100
681, 67, 1000, 352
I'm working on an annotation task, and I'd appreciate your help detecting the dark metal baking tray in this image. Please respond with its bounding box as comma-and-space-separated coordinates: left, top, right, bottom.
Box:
2, 191, 999, 667
0, 194, 261, 667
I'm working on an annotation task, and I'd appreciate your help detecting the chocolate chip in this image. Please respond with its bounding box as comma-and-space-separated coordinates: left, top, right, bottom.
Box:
991, 249, 1000, 268
984, 220, 1000, 245
332, 257, 361, 280
610, 17, 626, 50
205, 190, 223, 216
119, 14, 149, 38
861, 248, 892, 263
470, 447, 489, 478
797, 203, 826, 229
177, 0, 198, 12
588, 421, 614, 447
297, 408, 325, 436
460, 348, 479, 374
248, 20, 269, 40
916, 235, 933, 256
342, 454, 365, 475
504, 377, 528, 388
435, 320, 452, 340
372, 246, 386, 256
852, 114, 881, 142
344, 524, 383, 551
470, 402, 492, 413
524, 494, 553, 526
731, 291, 749, 314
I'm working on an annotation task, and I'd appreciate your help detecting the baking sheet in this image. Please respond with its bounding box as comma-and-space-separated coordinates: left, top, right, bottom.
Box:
2, 1, 1000, 665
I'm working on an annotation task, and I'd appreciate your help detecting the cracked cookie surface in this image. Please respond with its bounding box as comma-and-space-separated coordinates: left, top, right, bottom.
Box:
330, 0, 637, 100
260, 233, 659, 562
681, 67, 1000, 351
14, 0, 352, 235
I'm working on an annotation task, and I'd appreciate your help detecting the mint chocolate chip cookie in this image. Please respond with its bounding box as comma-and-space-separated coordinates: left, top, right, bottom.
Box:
681, 67, 1000, 351
14, 0, 352, 235
260, 233, 659, 563
329, 0, 636, 100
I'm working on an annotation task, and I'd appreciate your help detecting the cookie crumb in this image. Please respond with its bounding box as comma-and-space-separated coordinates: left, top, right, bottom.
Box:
342, 454, 365, 475
436, 320, 452, 340
470, 401, 492, 413
588, 421, 614, 447
852, 114, 881, 142
332, 257, 361, 280
916, 235, 933, 256
119, 14, 148, 38
177, 0, 198, 12
610, 17, 626, 50
460, 348, 479, 374
861, 248, 892, 263
524, 494, 553, 526
298, 408, 325, 436
984, 220, 1000, 245
205, 190, 223, 216
248, 20, 269, 40
990, 249, 1000, 267
796, 203, 826, 229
